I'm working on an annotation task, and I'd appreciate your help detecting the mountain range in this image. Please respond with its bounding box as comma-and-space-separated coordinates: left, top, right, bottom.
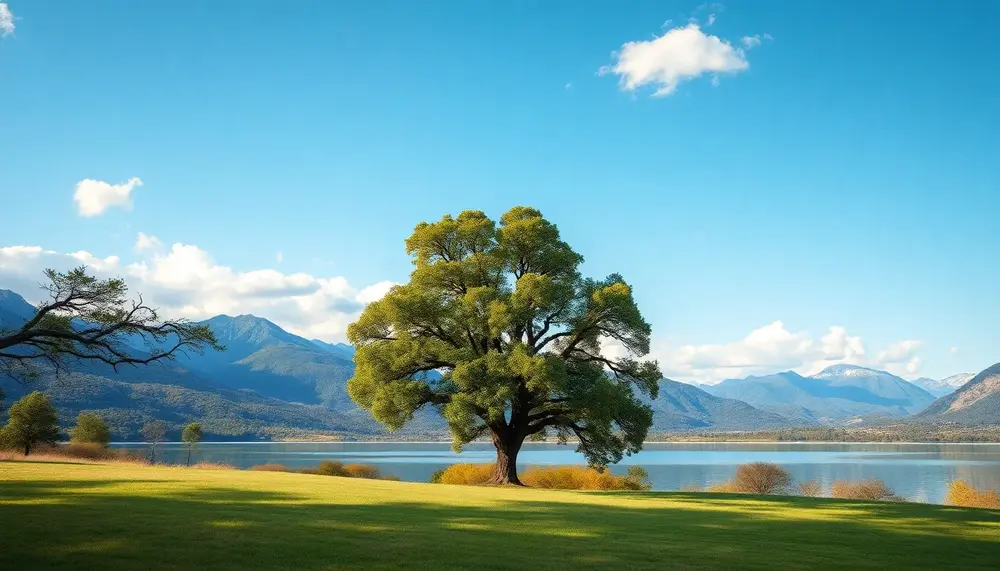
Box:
1, 287, 997, 438
703, 365, 936, 423
911, 373, 977, 397
916, 363, 1000, 425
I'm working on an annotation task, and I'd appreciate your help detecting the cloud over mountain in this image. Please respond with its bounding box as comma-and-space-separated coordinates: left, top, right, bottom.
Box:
0, 237, 395, 342
646, 321, 925, 384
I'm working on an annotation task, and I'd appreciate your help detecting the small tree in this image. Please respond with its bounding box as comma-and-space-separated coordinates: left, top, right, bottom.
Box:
0, 267, 223, 382
181, 422, 203, 466
0, 391, 60, 455
69, 412, 112, 447
141, 420, 168, 464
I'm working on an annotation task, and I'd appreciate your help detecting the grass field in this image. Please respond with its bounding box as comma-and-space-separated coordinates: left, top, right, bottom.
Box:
1, 461, 998, 570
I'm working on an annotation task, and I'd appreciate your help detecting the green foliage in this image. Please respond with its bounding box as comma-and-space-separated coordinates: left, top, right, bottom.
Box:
347, 207, 661, 481
182, 422, 203, 444
69, 412, 111, 447
623, 465, 652, 491
181, 422, 203, 466
0, 267, 223, 381
0, 391, 60, 455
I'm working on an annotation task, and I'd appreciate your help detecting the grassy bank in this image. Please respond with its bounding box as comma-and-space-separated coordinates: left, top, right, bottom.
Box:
1, 461, 998, 570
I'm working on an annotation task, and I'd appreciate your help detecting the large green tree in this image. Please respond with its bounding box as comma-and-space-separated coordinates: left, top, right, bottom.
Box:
0, 267, 222, 381
0, 391, 61, 455
347, 207, 661, 485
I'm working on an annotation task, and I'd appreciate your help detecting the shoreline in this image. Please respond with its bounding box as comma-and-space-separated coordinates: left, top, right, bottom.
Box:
107, 440, 1000, 446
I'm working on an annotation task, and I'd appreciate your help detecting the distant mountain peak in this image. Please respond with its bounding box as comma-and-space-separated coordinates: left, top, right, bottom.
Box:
939, 373, 976, 387
0, 289, 37, 325
812, 364, 885, 378
911, 373, 976, 397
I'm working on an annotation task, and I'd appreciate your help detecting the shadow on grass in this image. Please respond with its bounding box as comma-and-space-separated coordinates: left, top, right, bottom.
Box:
1, 479, 998, 571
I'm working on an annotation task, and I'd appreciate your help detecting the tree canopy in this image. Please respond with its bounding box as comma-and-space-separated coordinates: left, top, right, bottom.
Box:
0, 391, 61, 455
182, 422, 203, 466
0, 267, 223, 381
347, 207, 661, 484
69, 412, 112, 447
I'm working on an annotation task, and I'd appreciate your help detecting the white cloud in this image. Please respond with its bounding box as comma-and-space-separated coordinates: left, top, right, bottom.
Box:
706, 13, 716, 26
876, 340, 922, 365
600, 23, 754, 96
276, 251, 284, 263
134, 232, 162, 252
641, 321, 923, 384
0, 3, 15, 37
741, 35, 762, 49
0, 241, 397, 342
903, 356, 922, 375
74, 177, 144, 217
874, 340, 924, 378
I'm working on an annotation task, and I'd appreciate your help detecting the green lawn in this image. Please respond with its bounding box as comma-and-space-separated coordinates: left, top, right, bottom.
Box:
1, 461, 998, 570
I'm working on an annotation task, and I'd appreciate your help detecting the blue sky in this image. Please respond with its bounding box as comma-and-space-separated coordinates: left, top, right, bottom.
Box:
1, 1, 997, 383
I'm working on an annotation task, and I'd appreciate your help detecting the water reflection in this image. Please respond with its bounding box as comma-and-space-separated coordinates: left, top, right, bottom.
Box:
109, 441, 1000, 504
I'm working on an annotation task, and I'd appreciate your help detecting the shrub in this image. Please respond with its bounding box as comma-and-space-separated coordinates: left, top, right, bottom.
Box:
60, 443, 121, 460
434, 463, 652, 490
831, 478, 902, 501
249, 463, 291, 472
799, 480, 822, 497
729, 462, 792, 495
521, 465, 624, 490
428, 468, 446, 483
946, 480, 1000, 509
300, 460, 345, 476
679, 484, 703, 492
436, 463, 495, 485
297, 460, 394, 480
342, 464, 381, 479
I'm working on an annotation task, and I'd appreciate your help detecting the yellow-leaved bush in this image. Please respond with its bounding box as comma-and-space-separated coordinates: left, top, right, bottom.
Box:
431, 463, 651, 490
946, 480, 1000, 509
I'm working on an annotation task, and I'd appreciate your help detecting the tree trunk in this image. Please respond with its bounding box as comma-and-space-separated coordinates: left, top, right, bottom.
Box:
186, 446, 192, 467
488, 435, 524, 486
23, 442, 30, 456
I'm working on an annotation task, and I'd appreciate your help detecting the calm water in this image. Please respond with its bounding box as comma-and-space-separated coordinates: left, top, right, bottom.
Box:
110, 441, 1000, 504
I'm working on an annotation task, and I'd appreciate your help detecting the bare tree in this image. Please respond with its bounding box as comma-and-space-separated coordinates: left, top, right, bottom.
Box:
0, 267, 223, 381
141, 420, 168, 464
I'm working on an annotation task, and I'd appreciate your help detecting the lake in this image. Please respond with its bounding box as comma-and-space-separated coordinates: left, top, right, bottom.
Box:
110, 441, 1000, 504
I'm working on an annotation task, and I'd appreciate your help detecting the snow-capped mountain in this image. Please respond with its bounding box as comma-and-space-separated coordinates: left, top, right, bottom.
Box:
912, 373, 976, 397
